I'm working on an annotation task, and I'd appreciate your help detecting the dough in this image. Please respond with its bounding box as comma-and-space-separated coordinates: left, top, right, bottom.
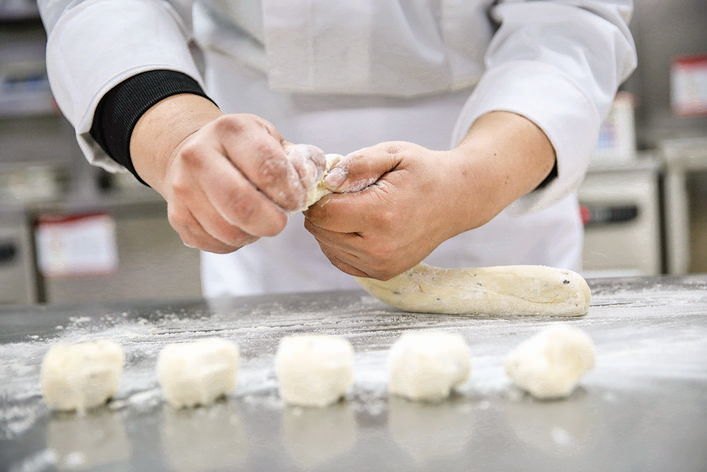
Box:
300, 151, 344, 210
275, 334, 354, 407
157, 338, 240, 408
40, 340, 124, 411
504, 325, 595, 399
388, 331, 471, 402
356, 263, 591, 316
298, 147, 591, 317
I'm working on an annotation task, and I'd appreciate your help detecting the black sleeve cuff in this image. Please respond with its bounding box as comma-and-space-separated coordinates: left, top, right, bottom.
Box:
89, 69, 217, 186
536, 161, 558, 190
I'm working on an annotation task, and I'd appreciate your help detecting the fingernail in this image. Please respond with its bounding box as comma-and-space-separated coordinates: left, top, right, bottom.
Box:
324, 167, 347, 189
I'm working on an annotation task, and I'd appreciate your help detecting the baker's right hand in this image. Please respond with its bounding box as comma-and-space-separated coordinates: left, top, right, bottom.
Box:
130, 94, 309, 253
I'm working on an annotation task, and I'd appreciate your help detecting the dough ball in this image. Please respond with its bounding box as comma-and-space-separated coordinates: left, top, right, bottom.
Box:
40, 340, 124, 412
157, 338, 240, 409
388, 331, 472, 402
275, 335, 354, 407
504, 325, 595, 399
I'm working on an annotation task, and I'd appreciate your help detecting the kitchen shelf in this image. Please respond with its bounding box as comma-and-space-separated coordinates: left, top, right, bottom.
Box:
0, 0, 39, 22
0, 11, 53, 119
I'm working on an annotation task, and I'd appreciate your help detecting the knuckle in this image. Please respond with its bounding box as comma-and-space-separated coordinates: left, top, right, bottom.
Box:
384, 142, 402, 155
170, 178, 193, 201
179, 233, 199, 250
214, 114, 247, 135
256, 155, 286, 187
371, 207, 397, 229
167, 211, 200, 248
167, 206, 191, 231
228, 192, 259, 224
178, 140, 203, 167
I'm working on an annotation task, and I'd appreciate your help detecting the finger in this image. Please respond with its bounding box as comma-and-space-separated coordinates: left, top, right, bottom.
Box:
317, 238, 400, 280
216, 115, 306, 211
168, 204, 255, 254
324, 143, 403, 193
305, 219, 390, 278
197, 146, 289, 237
284, 143, 327, 193
304, 217, 363, 254
304, 179, 396, 234
306, 217, 412, 280
185, 186, 262, 249
317, 243, 369, 278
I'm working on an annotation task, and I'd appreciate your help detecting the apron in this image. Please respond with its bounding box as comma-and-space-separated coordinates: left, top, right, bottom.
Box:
199, 50, 583, 297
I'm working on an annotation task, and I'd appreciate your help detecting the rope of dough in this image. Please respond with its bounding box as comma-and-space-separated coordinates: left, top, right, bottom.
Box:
302, 152, 591, 316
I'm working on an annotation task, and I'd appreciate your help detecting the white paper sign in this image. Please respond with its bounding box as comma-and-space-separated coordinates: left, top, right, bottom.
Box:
35, 213, 118, 278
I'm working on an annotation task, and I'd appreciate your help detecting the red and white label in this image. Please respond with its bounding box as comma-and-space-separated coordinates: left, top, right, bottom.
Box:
671, 54, 707, 117
35, 212, 118, 278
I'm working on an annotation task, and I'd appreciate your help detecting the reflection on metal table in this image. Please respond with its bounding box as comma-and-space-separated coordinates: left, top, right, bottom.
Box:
1, 275, 706, 471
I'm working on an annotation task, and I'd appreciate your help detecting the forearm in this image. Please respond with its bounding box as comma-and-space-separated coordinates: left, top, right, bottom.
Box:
452, 1, 636, 214
303, 110, 557, 279
451, 111, 556, 232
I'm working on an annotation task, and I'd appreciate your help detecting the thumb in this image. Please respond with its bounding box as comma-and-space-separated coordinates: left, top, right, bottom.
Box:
323, 145, 401, 193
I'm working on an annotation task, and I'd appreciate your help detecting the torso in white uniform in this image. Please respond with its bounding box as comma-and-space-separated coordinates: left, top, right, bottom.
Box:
200, 48, 583, 297
42, 0, 630, 297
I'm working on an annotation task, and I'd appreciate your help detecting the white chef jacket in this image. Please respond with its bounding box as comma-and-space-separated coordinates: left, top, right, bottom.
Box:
38, 0, 636, 297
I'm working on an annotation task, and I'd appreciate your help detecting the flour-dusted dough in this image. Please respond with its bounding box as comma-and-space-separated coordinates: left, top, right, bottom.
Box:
40, 340, 124, 411
157, 338, 240, 408
300, 151, 344, 210
275, 335, 354, 407
356, 263, 591, 316
388, 331, 472, 402
504, 325, 595, 399
299, 146, 591, 317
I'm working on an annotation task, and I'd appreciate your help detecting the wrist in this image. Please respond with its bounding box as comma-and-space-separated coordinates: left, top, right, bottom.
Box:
130, 94, 223, 193
90, 70, 216, 186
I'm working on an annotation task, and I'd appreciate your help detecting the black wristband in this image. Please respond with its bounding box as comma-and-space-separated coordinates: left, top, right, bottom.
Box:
90, 69, 216, 186
536, 161, 558, 190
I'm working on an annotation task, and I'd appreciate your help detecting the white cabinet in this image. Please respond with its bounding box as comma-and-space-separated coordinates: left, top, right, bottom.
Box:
660, 137, 707, 274
0, 206, 36, 304
579, 156, 662, 276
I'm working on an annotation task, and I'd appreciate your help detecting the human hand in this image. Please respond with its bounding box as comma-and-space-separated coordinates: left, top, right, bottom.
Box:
130, 94, 325, 253
304, 111, 556, 280
304, 141, 480, 279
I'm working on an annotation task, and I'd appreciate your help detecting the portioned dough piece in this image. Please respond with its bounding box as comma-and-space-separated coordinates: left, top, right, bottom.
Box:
41, 340, 124, 411
504, 325, 595, 399
388, 331, 472, 402
356, 263, 591, 316
157, 338, 240, 409
275, 334, 354, 407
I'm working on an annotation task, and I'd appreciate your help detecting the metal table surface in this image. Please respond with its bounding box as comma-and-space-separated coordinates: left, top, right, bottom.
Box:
1, 275, 706, 472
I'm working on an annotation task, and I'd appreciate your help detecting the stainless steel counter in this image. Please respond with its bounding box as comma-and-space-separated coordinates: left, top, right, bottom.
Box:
1, 275, 706, 471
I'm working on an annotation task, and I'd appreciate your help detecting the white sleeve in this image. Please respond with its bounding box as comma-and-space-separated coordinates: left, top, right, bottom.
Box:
451, 0, 637, 214
37, 0, 202, 172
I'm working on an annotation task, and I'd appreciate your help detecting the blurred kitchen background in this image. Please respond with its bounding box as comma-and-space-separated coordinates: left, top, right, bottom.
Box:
0, 0, 705, 305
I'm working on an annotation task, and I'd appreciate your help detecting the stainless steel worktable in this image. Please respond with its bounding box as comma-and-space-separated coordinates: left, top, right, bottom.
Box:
1, 275, 706, 471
